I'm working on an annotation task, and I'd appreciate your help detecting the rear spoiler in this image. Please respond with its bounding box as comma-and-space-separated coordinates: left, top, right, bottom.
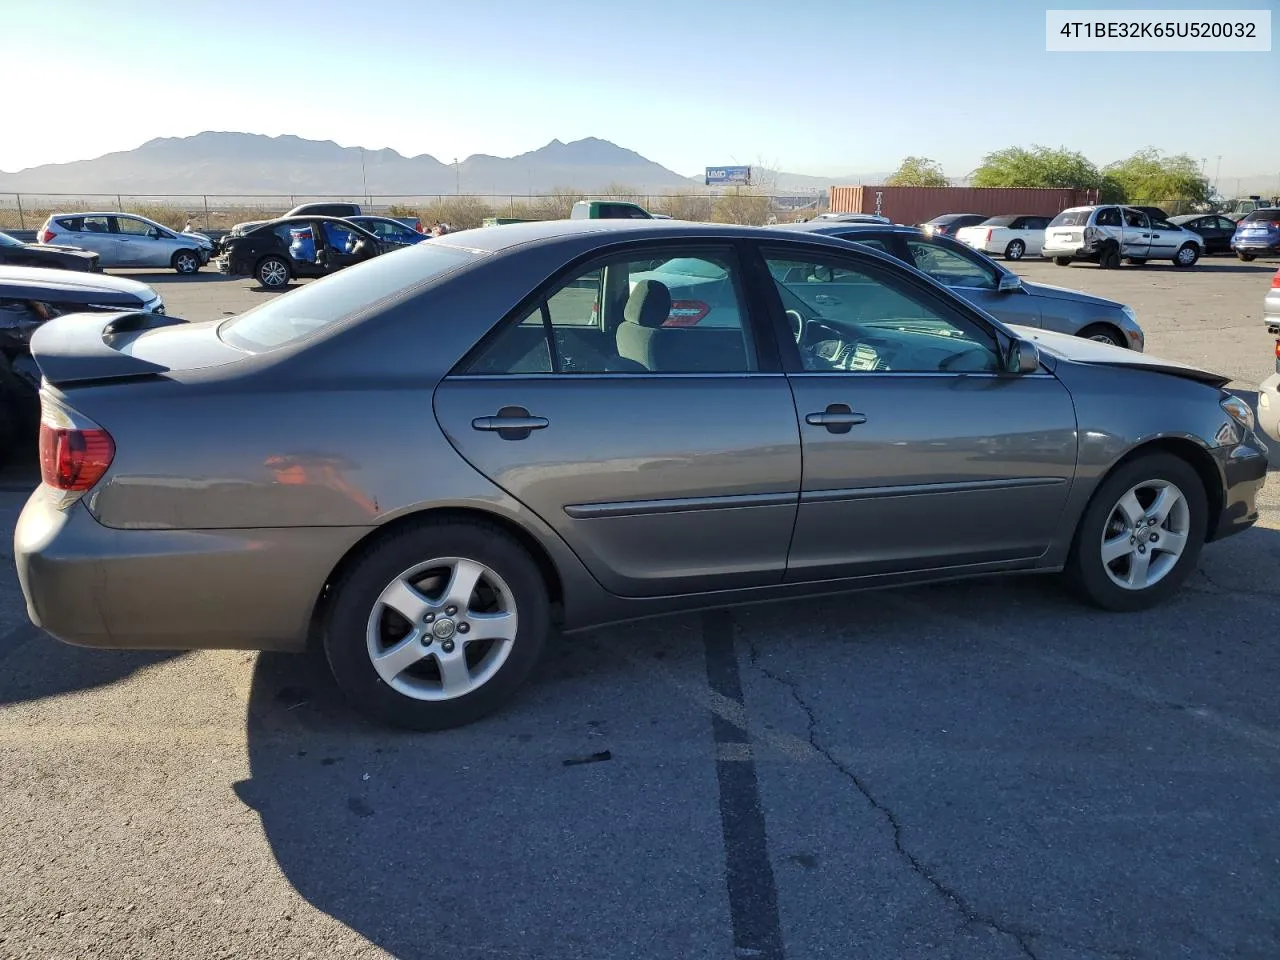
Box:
29, 310, 189, 386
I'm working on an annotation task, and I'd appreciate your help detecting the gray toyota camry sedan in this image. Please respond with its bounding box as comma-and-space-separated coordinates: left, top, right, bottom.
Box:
15, 220, 1268, 730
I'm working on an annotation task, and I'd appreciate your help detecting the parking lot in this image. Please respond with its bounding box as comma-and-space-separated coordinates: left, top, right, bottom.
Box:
2, 257, 1279, 959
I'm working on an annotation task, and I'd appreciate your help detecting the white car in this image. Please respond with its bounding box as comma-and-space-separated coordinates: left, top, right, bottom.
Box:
1042, 205, 1204, 269
954, 215, 1051, 261
37, 212, 214, 274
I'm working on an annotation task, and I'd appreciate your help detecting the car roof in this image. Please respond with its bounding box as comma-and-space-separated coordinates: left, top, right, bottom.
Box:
776, 221, 922, 237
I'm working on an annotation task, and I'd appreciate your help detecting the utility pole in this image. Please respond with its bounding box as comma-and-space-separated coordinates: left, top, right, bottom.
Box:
1214, 155, 1222, 194
454, 157, 460, 195
359, 148, 368, 205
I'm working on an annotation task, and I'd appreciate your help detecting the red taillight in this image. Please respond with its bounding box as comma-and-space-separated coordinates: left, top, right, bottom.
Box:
414, 221, 425, 234
1272, 270, 1280, 289
39, 423, 115, 491
664, 300, 711, 327
39, 228, 55, 243
985, 229, 993, 242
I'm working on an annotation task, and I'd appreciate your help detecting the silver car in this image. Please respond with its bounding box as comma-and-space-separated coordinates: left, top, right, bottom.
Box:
14, 220, 1267, 731
1252, 264, 1280, 437
780, 222, 1145, 348
38, 212, 214, 274
1042, 206, 1204, 269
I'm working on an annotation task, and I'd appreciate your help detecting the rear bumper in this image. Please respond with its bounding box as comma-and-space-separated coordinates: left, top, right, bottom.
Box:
1233, 239, 1280, 254
1042, 243, 1094, 260
1258, 372, 1280, 440
14, 490, 371, 652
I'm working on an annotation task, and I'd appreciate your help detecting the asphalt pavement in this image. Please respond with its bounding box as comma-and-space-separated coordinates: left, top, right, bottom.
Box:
1, 256, 1278, 960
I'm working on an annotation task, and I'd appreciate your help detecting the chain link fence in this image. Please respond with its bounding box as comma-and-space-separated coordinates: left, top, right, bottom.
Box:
0, 191, 828, 232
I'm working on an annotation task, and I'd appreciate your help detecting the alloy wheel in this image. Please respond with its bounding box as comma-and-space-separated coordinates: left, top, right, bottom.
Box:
260, 260, 288, 287
1100, 479, 1190, 590
365, 557, 518, 701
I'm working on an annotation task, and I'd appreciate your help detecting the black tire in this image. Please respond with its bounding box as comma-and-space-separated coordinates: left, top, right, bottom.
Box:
1065, 452, 1207, 612
172, 249, 200, 275
1172, 243, 1200, 268
323, 519, 551, 730
1052, 256, 1072, 267
1125, 257, 1146, 265
1098, 244, 1121, 269
1078, 323, 1126, 348
1004, 239, 1026, 261
1237, 251, 1256, 262
255, 256, 291, 289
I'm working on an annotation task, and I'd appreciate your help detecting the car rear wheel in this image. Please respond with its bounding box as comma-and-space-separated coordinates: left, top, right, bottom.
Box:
172, 249, 200, 275
1098, 245, 1122, 269
1173, 243, 1200, 268
1078, 323, 1126, 347
1004, 239, 1025, 261
1052, 256, 1072, 267
1065, 453, 1207, 612
1237, 251, 1256, 262
323, 519, 551, 730
256, 256, 290, 289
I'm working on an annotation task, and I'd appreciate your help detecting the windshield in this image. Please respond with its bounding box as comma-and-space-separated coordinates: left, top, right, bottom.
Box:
1049, 210, 1091, 227
0, 232, 21, 248
219, 243, 481, 352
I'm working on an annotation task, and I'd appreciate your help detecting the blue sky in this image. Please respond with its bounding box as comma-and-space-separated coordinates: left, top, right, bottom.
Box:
5, 0, 1277, 185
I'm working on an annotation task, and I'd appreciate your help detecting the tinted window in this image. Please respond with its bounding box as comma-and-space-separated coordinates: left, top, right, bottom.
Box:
464, 249, 756, 375
903, 239, 997, 290
764, 252, 999, 374
80, 215, 112, 233
1215, 217, 1237, 230
982, 216, 1017, 227
1048, 210, 1090, 227
219, 243, 480, 351
1096, 208, 1122, 227
1242, 210, 1280, 224
1122, 210, 1148, 228
841, 235, 890, 252
1151, 219, 1176, 231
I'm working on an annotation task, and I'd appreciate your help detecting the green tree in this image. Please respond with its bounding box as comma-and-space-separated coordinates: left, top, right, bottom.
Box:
972, 145, 1102, 191
886, 156, 949, 187
1102, 148, 1209, 205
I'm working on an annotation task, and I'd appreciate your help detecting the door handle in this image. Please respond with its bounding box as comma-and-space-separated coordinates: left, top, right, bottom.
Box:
472, 405, 548, 440
805, 403, 867, 434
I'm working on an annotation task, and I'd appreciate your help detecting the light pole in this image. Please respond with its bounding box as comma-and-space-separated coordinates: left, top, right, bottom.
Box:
1214, 155, 1222, 194
454, 157, 460, 195
359, 147, 368, 205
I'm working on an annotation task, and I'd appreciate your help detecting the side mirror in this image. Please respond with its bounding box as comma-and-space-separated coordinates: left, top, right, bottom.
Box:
998, 273, 1023, 293
1004, 338, 1040, 374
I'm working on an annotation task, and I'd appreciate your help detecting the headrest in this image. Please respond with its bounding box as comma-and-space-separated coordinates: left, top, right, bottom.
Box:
624, 280, 672, 328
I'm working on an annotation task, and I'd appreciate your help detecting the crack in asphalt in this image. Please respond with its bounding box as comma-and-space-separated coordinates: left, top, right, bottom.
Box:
744, 642, 1041, 960
1194, 567, 1280, 602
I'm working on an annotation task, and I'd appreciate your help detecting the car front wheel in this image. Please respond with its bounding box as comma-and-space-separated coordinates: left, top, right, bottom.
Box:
172, 250, 200, 274
1066, 453, 1207, 612
256, 256, 291, 289
1173, 243, 1200, 268
1237, 251, 1256, 262
323, 519, 551, 730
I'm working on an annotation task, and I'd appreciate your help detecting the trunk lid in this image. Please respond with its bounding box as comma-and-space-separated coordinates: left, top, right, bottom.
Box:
30, 311, 248, 386
1008, 324, 1230, 388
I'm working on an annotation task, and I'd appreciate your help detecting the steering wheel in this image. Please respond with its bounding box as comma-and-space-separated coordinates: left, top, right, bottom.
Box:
785, 309, 805, 343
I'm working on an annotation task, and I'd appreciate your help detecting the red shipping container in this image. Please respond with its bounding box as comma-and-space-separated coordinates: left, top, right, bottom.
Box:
828, 186, 1099, 225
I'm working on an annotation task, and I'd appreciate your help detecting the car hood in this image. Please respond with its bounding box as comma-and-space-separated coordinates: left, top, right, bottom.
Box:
25, 243, 96, 258
0, 265, 157, 302
1019, 280, 1124, 310
1008, 324, 1229, 387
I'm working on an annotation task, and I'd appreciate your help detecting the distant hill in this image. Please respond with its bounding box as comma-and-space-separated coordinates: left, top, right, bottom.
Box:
0, 131, 871, 198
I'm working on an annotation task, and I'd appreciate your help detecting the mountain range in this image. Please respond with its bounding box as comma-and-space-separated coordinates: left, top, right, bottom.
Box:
0, 132, 879, 198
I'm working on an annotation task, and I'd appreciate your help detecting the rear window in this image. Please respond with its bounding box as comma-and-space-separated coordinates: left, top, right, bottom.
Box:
1242, 210, 1280, 224
219, 243, 481, 352
1049, 210, 1090, 227
980, 216, 1016, 227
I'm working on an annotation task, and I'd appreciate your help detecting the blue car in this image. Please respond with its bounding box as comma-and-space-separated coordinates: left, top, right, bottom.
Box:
347, 215, 428, 248
289, 221, 357, 262
1232, 208, 1280, 261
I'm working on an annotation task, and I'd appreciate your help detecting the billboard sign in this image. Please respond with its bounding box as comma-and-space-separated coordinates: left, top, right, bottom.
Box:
705, 166, 752, 186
